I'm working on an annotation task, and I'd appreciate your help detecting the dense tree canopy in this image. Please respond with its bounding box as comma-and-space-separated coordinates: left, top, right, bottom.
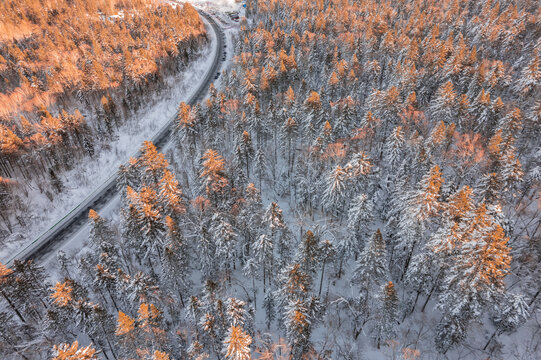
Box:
0, 0, 540, 358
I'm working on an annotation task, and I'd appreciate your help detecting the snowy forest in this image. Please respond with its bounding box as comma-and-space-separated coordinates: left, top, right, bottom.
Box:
1, 0, 541, 358
0, 0, 207, 234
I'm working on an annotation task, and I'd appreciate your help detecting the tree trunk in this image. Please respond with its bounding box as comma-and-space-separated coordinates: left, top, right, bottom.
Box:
483, 330, 497, 351
263, 264, 266, 293
421, 283, 437, 313
409, 290, 421, 315
1, 290, 25, 323
319, 261, 326, 297
401, 240, 417, 281
177, 286, 185, 308
528, 288, 540, 306
252, 276, 256, 308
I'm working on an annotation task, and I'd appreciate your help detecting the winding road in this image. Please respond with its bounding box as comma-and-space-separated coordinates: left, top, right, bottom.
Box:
5, 10, 225, 267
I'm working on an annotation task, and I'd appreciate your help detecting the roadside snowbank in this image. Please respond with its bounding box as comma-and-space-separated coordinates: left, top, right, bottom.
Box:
184, 0, 239, 12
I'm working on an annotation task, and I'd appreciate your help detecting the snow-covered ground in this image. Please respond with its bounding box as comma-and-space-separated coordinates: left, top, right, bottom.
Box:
0, 13, 221, 264
181, 0, 240, 12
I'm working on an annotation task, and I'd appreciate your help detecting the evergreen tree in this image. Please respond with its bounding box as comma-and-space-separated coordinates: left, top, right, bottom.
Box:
281, 117, 298, 179
284, 298, 312, 357
394, 165, 443, 278
436, 204, 512, 353
252, 234, 273, 292
263, 291, 275, 329
407, 186, 475, 314
298, 230, 321, 275
274, 263, 312, 327
487, 292, 529, 350
235, 131, 254, 178
430, 81, 457, 124
158, 169, 185, 216
318, 240, 335, 297
200, 149, 229, 202
383, 125, 405, 171
9, 260, 51, 322
226, 298, 248, 327
51, 341, 98, 360
88, 209, 116, 254
346, 193, 374, 256
253, 146, 267, 190
124, 186, 165, 264
263, 202, 292, 268
516, 55, 541, 96
322, 165, 348, 216
160, 216, 189, 307
0, 262, 26, 323
175, 101, 197, 148
352, 229, 388, 287
223, 325, 252, 360
211, 213, 237, 282
371, 281, 399, 349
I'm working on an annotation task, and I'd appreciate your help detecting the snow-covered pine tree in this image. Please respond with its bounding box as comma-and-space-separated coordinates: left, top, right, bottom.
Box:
426, 121, 447, 158
430, 81, 457, 124
124, 186, 165, 265
406, 186, 474, 314
477, 172, 502, 204
158, 169, 185, 217
394, 164, 444, 278
51, 341, 98, 360
500, 147, 524, 193
139, 141, 169, 186
515, 55, 540, 97
318, 239, 335, 297
252, 233, 273, 292
383, 125, 405, 171
470, 89, 493, 134
274, 263, 312, 329
371, 281, 399, 349
117, 158, 140, 199
253, 146, 267, 190
200, 149, 229, 204
352, 229, 388, 287
123, 271, 160, 306
303, 90, 324, 142
263, 202, 292, 268
175, 101, 198, 150
298, 231, 321, 277
237, 183, 264, 263
226, 298, 250, 328
484, 292, 529, 350
263, 290, 275, 329
436, 203, 512, 353
223, 325, 252, 360
284, 298, 312, 358
281, 116, 298, 179
322, 165, 348, 216
334, 96, 356, 139
196, 225, 217, 280
8, 260, 50, 322
0, 312, 25, 358
88, 209, 116, 255
346, 193, 374, 257
211, 213, 237, 283
160, 216, 189, 307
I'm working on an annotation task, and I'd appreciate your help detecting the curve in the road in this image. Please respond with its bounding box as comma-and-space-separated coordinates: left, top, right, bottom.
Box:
5, 10, 224, 267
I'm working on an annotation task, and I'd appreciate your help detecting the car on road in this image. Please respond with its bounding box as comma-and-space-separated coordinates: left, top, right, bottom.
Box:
226, 11, 239, 21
